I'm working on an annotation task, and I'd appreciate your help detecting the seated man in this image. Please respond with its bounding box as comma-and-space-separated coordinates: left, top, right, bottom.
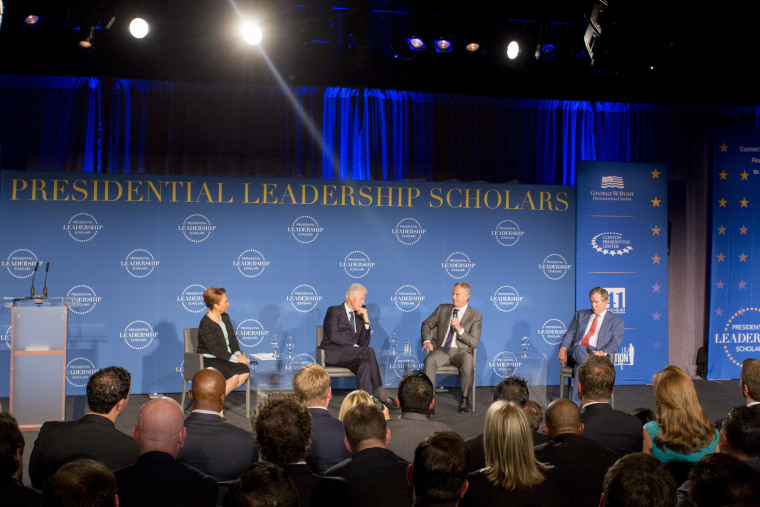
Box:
223, 462, 299, 507
740, 358, 760, 406
421, 282, 482, 413
177, 368, 258, 481
43, 458, 118, 507
601, 453, 677, 507
407, 431, 470, 507
0, 412, 41, 507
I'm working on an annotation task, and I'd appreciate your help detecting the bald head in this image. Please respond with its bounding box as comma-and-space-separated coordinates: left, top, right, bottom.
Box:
189, 369, 225, 412
132, 397, 186, 458
543, 399, 582, 439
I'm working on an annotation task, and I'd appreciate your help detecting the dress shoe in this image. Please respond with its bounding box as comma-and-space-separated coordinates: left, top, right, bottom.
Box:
458, 396, 471, 413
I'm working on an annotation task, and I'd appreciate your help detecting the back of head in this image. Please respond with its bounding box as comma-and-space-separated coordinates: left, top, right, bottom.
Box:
224, 462, 298, 507
190, 368, 226, 411
0, 412, 24, 476
398, 370, 434, 414
577, 355, 615, 401
602, 453, 676, 507
491, 376, 529, 407
292, 363, 330, 407
688, 453, 760, 507
721, 404, 760, 459
136, 397, 186, 456
338, 390, 373, 421
43, 458, 117, 507
343, 402, 386, 450
412, 431, 470, 504
740, 358, 760, 400
253, 393, 312, 467
631, 407, 655, 425
524, 400, 543, 432
87, 366, 131, 414
543, 399, 582, 439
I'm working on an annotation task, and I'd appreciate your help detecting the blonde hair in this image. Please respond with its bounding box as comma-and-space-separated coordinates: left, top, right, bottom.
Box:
292, 364, 330, 406
652, 365, 715, 454
339, 390, 373, 421
483, 401, 551, 491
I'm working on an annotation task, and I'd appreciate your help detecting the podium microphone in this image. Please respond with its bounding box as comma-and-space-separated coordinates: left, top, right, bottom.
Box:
30, 262, 40, 298
42, 262, 50, 299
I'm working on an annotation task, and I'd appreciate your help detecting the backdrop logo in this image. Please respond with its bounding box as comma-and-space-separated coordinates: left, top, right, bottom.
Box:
538, 318, 566, 345
341, 251, 375, 278
591, 232, 633, 256
287, 284, 322, 313
390, 285, 425, 312
391, 344, 424, 379
715, 308, 760, 366
67, 285, 102, 314
120, 320, 157, 350
289, 216, 323, 244
489, 351, 522, 378
601, 176, 624, 189
392, 218, 426, 245
66, 357, 97, 387
287, 353, 316, 375
234, 249, 270, 278
236, 319, 269, 348
2, 326, 10, 350
614, 343, 635, 368
64, 213, 103, 242
606, 288, 626, 314
121, 249, 159, 278
178, 284, 207, 313
492, 220, 524, 247
3, 248, 38, 279
539, 253, 571, 280
491, 285, 523, 313
442, 252, 475, 279
179, 214, 215, 242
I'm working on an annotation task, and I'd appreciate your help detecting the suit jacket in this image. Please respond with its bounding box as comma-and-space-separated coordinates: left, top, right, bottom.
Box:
461, 467, 568, 507
29, 413, 140, 489
177, 411, 258, 481
286, 463, 350, 507
321, 303, 372, 365
559, 309, 624, 360
580, 402, 644, 457
325, 447, 413, 507
466, 430, 549, 472
0, 476, 42, 507
306, 408, 351, 474
534, 433, 618, 507
421, 304, 482, 353
197, 313, 242, 360
386, 412, 454, 463
114, 451, 218, 507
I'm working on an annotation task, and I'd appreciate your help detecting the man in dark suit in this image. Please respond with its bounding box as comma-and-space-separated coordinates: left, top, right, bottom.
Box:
293, 363, 351, 473
321, 283, 395, 407
0, 412, 41, 507
114, 397, 217, 507
421, 282, 482, 413
325, 403, 413, 507
407, 431, 470, 507
577, 355, 644, 457
29, 366, 139, 489
740, 358, 760, 407
534, 399, 619, 507
43, 458, 118, 507
558, 286, 624, 405
177, 368, 258, 481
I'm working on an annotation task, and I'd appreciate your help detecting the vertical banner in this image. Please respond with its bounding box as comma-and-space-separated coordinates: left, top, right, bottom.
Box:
576, 162, 668, 384
708, 132, 760, 379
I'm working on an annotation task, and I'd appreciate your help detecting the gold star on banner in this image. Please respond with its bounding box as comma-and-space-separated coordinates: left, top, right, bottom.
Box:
651, 282, 661, 292
739, 280, 747, 289
651, 225, 661, 235
718, 225, 726, 235
741, 171, 749, 180
652, 254, 661, 264
719, 198, 727, 207
740, 225, 748, 235
716, 280, 725, 289
651, 168, 661, 179
651, 196, 661, 207
717, 253, 726, 262
740, 198, 749, 207
652, 311, 661, 321
716, 308, 723, 316
720, 143, 728, 152
739, 252, 748, 262
719, 170, 728, 180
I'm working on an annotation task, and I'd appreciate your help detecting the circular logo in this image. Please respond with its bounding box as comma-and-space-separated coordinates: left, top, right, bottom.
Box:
287, 284, 322, 313
591, 232, 633, 256
64, 213, 103, 242
392, 218, 426, 245
489, 351, 522, 378
492, 220, 524, 247
491, 285, 523, 313
67, 285, 102, 314
289, 216, 323, 244
719, 307, 760, 366
3, 249, 39, 279
391, 354, 424, 379
121, 249, 159, 278
179, 214, 215, 243
286, 353, 316, 376
341, 251, 375, 279
442, 252, 475, 279
539, 318, 566, 345
66, 357, 97, 387
178, 284, 207, 313
234, 249, 270, 278
121, 320, 157, 350
177, 360, 184, 378
390, 285, 425, 312
2, 326, 10, 350
539, 253, 571, 280
236, 319, 269, 348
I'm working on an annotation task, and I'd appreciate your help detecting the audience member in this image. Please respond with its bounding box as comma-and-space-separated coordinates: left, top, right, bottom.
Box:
461, 401, 566, 506
643, 366, 718, 462
325, 403, 413, 506
29, 366, 139, 489
0, 412, 41, 507
740, 358, 760, 406
177, 368, 258, 480
114, 397, 217, 507
600, 453, 676, 507
407, 431, 470, 507
525, 400, 544, 433
253, 393, 348, 507
534, 399, 618, 507
42, 458, 117, 507
631, 407, 655, 425
338, 390, 388, 421
686, 453, 760, 507
387, 370, 454, 462
293, 363, 351, 473
577, 355, 644, 457
223, 462, 299, 507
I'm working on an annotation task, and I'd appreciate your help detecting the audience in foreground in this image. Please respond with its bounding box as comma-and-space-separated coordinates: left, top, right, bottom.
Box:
0, 412, 41, 507
601, 453, 676, 507
684, 453, 760, 507
408, 431, 470, 507
42, 458, 117, 507
223, 462, 299, 507
740, 358, 760, 407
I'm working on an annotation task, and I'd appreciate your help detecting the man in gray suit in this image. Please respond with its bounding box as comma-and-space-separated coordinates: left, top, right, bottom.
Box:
387, 371, 454, 462
421, 282, 482, 413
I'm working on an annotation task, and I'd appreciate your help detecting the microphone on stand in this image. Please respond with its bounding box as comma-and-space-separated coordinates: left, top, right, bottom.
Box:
29, 262, 40, 298
42, 262, 50, 299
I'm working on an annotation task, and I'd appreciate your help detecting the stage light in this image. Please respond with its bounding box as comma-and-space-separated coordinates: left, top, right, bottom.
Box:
506, 40, 520, 60
129, 18, 149, 39
79, 26, 94, 49
435, 39, 452, 53
24, 15, 41, 26
242, 22, 263, 46
465, 42, 480, 53
407, 37, 426, 51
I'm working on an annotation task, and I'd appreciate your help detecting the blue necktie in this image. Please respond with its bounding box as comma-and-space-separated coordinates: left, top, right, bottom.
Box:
442, 308, 459, 354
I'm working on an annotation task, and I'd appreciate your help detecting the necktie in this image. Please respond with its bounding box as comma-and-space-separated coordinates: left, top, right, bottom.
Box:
442, 308, 459, 354
349, 311, 356, 333
581, 313, 599, 347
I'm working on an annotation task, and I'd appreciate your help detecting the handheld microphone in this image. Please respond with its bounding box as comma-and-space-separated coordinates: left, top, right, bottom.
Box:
586, 347, 595, 356
453, 308, 459, 318
30, 262, 40, 298
42, 262, 50, 299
